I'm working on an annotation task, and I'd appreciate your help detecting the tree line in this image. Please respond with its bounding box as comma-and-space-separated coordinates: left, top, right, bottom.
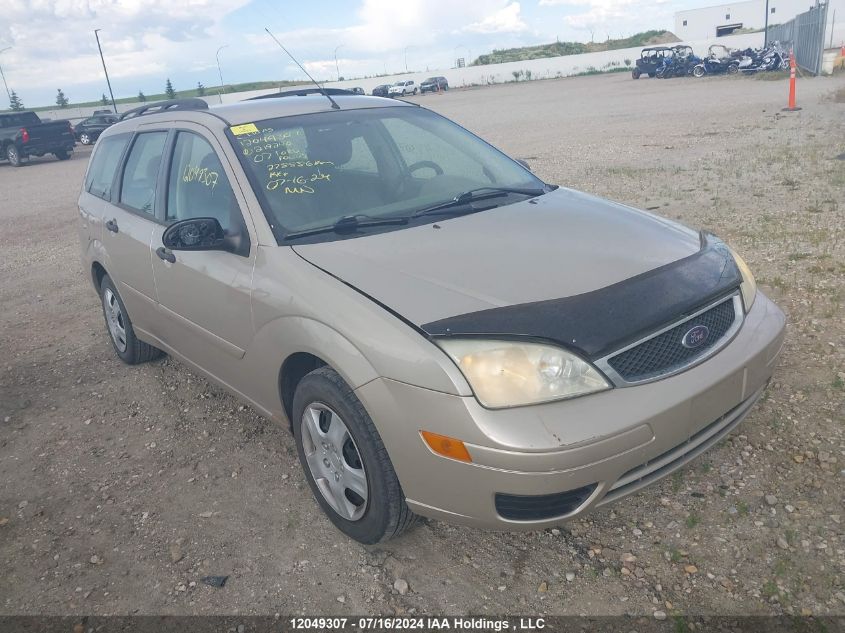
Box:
8, 78, 209, 111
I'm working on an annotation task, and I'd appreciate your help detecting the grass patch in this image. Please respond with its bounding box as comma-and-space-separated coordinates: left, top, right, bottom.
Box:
762, 579, 779, 598
832, 375, 844, 390
686, 512, 701, 529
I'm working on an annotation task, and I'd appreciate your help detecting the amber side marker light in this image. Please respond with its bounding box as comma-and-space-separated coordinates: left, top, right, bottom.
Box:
420, 431, 473, 463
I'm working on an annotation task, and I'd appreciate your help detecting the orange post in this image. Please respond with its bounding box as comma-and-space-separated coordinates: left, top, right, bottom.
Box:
783, 49, 801, 112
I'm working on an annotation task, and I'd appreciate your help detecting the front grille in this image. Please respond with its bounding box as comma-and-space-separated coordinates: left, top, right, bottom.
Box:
607, 297, 736, 382
495, 484, 597, 521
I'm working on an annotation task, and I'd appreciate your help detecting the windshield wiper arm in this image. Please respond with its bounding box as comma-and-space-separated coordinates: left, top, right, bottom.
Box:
283, 214, 409, 240
411, 186, 546, 218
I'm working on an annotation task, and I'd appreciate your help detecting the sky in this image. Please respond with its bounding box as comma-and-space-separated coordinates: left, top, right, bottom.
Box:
1, 0, 709, 107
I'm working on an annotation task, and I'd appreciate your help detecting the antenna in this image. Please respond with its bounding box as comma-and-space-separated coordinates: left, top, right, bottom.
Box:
264, 28, 340, 110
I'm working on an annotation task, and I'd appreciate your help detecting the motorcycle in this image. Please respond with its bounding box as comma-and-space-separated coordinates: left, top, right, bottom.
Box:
692, 55, 739, 77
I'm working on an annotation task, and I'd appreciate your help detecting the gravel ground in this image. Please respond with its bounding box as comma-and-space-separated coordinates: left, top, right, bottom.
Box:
1, 72, 844, 617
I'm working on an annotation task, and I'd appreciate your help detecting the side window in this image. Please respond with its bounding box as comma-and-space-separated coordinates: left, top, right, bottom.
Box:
85, 134, 130, 200
166, 131, 239, 233
120, 131, 168, 214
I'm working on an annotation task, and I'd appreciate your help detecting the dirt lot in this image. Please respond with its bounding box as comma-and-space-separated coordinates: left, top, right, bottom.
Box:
1, 72, 844, 617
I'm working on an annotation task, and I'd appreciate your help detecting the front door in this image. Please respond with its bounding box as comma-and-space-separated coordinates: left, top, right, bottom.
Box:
150, 125, 256, 385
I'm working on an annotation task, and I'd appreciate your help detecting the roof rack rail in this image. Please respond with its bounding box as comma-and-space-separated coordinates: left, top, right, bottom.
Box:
245, 88, 354, 101
119, 98, 209, 120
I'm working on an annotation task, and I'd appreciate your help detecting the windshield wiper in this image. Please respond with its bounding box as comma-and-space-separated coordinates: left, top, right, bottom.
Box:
411, 186, 546, 218
283, 214, 409, 240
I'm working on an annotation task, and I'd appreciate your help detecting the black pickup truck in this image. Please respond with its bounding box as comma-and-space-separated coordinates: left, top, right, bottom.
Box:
0, 111, 76, 167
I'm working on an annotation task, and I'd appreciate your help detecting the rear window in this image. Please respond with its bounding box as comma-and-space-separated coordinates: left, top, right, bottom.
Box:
85, 134, 131, 200
0, 112, 40, 128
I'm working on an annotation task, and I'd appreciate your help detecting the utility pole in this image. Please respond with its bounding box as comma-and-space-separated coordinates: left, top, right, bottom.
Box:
763, 0, 770, 46
94, 30, 117, 113
0, 47, 11, 103
334, 45, 343, 81
216, 45, 229, 104
404, 46, 410, 73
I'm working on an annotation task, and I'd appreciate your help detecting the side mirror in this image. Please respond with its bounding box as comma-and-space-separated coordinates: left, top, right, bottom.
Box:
162, 217, 226, 251
516, 158, 532, 171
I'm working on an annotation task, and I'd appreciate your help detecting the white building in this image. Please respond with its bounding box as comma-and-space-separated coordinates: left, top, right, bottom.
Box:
674, 0, 842, 40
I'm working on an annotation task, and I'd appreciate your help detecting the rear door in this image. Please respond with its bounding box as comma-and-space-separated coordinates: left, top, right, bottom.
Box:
78, 132, 133, 271
102, 128, 170, 334
149, 124, 256, 378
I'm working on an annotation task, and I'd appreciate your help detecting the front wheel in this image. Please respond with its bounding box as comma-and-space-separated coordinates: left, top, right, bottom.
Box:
55, 150, 70, 160
692, 65, 705, 78
632, 68, 641, 79
293, 366, 418, 544
413, 88, 418, 95
727, 63, 739, 75
79, 133, 92, 145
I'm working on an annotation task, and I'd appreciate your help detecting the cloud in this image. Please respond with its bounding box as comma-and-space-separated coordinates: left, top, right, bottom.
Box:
0, 0, 250, 97
464, 3, 528, 34
538, 0, 672, 36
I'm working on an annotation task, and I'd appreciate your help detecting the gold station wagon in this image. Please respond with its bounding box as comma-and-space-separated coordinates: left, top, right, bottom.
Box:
78, 92, 785, 543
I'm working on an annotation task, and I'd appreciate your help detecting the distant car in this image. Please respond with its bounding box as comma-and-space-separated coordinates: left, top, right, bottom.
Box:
0, 110, 75, 166
632, 46, 675, 79
420, 76, 448, 93
93, 109, 115, 115
349, 87, 365, 95
74, 114, 119, 145
388, 80, 417, 97
372, 84, 390, 97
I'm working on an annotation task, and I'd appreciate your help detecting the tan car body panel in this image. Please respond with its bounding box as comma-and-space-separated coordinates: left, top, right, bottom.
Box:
79, 100, 786, 530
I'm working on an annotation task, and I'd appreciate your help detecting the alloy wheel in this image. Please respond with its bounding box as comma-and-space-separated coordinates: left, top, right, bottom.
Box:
300, 402, 368, 521
80, 133, 91, 145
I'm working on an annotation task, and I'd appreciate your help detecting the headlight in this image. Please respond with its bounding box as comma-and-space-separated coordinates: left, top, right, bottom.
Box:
729, 247, 757, 312
437, 339, 611, 409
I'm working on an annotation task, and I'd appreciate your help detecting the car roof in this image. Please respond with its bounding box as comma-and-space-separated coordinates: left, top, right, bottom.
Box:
104, 94, 414, 136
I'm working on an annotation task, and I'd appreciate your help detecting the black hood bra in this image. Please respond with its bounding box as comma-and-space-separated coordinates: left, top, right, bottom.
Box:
421, 232, 742, 360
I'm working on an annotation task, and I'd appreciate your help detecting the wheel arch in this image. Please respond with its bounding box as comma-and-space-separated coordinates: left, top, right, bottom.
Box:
279, 351, 328, 427
252, 316, 381, 427
91, 261, 108, 291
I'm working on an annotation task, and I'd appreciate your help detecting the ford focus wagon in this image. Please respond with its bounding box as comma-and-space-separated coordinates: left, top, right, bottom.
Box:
78, 92, 785, 544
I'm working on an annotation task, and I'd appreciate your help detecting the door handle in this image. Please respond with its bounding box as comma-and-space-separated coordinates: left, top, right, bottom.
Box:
105, 219, 119, 233
156, 247, 176, 264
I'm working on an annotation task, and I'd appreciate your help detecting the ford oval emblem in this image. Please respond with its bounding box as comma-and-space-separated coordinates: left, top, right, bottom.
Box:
682, 325, 710, 349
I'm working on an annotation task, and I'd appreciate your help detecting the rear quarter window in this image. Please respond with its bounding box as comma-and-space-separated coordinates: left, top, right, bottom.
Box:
85, 134, 131, 200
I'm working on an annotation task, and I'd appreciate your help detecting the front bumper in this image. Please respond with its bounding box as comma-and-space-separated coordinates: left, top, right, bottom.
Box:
355, 292, 786, 530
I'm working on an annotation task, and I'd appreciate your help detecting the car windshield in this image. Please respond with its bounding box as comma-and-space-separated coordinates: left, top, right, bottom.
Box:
229, 106, 544, 243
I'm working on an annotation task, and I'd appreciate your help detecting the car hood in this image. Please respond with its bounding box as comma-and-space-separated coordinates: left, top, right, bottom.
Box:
292, 187, 704, 333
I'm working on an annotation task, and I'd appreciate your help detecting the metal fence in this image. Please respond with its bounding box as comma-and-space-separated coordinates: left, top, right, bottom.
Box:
766, 2, 830, 74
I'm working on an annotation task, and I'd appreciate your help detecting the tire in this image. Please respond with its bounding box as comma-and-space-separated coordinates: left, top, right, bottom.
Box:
648, 72, 656, 78
99, 275, 163, 365
79, 133, 92, 145
413, 88, 418, 95
293, 366, 418, 544
692, 65, 705, 78
55, 150, 70, 160
727, 64, 739, 75
632, 68, 641, 79
6, 144, 23, 167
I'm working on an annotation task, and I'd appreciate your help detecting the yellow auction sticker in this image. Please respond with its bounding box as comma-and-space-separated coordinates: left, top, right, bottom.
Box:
230, 123, 259, 135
